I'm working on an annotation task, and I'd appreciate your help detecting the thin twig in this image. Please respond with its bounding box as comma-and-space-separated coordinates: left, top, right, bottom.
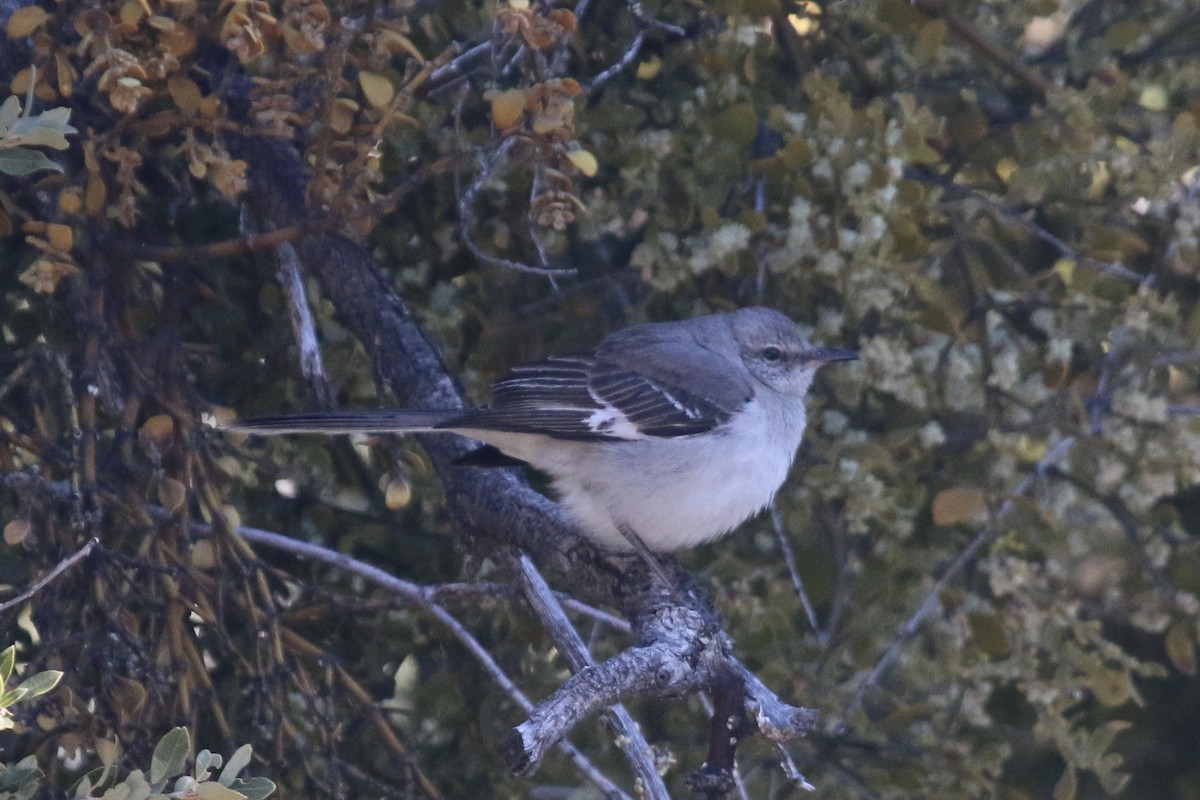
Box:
770, 503, 825, 644
458, 137, 575, 279
910, 0, 1053, 99
232, 525, 631, 798
0, 537, 100, 614
840, 436, 1077, 726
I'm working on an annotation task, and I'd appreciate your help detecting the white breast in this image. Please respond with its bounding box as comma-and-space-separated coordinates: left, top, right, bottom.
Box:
546, 396, 808, 551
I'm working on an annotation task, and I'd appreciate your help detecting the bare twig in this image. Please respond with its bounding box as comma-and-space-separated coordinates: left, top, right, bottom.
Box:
947, 188, 1148, 285
513, 554, 668, 800
770, 503, 825, 643
231, 524, 631, 799
0, 537, 100, 614
457, 137, 575, 279
586, 30, 646, 93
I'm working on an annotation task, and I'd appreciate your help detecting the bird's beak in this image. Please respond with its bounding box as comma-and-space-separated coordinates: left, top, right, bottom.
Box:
801, 346, 858, 364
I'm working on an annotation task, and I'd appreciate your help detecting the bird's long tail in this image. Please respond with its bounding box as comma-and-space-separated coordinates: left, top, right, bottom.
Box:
221, 409, 460, 435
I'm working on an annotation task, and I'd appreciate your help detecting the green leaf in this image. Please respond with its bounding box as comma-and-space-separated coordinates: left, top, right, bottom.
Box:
0, 755, 42, 793
195, 750, 221, 781
149, 727, 190, 785
15, 670, 62, 701
100, 782, 130, 800
0, 147, 63, 176
1052, 765, 1077, 800
9, 107, 77, 149
710, 103, 758, 148
0, 645, 15, 683
120, 770, 151, 800
0, 96, 20, 135
229, 776, 276, 800
218, 744, 252, 787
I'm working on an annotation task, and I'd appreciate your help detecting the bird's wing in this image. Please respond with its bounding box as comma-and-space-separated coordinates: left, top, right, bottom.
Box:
448, 348, 749, 442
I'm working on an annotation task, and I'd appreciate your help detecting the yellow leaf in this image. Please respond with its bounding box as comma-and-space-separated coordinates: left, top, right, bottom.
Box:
384, 477, 412, 510
358, 71, 395, 109
636, 56, 661, 80
330, 97, 357, 135
10, 67, 32, 95
489, 89, 527, 130
190, 538, 216, 569
6, 6, 50, 38
55, 51, 74, 96
46, 223, 73, 252
566, 149, 598, 177
119, 0, 147, 27
1138, 84, 1167, 111
995, 157, 1018, 182
220, 505, 241, 532
1051, 257, 1075, 287
931, 486, 987, 526
1015, 434, 1048, 464
3, 519, 31, 546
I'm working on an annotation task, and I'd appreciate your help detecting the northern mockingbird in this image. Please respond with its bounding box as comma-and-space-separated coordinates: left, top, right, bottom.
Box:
225, 307, 856, 553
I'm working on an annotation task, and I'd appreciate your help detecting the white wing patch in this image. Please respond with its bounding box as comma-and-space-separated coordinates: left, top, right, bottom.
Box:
584, 403, 646, 440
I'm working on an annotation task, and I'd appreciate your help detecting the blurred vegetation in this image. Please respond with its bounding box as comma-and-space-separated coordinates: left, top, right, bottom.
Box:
1, 0, 1200, 797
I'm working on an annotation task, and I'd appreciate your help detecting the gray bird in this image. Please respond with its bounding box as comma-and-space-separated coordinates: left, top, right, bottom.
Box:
224, 308, 856, 552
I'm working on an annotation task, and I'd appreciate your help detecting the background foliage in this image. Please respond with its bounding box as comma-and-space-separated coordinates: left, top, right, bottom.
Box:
2, 0, 1200, 797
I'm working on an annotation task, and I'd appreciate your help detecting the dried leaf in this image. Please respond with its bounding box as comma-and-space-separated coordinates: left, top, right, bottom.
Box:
140, 414, 176, 441
18, 258, 79, 292
931, 486, 987, 526
168, 75, 203, 111
158, 478, 187, 515
1166, 621, 1197, 676
46, 223, 73, 251
330, 97, 357, 135
85, 171, 108, 216
3, 519, 30, 545
6, 6, 50, 38
489, 89, 527, 130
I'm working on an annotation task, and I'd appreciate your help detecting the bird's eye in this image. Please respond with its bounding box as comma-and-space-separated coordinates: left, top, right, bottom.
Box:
761, 346, 784, 362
